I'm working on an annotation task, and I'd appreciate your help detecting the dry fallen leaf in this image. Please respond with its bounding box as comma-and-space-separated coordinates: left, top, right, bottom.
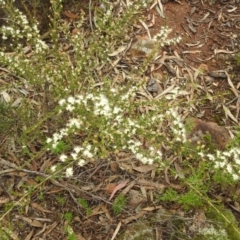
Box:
31, 202, 52, 213
108, 45, 127, 57
223, 105, 238, 124
109, 180, 129, 200
133, 165, 155, 173
106, 183, 117, 194
24, 229, 34, 240
63, 11, 78, 19
19, 216, 43, 227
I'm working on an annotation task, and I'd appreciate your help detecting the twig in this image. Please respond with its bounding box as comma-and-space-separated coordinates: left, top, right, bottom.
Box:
89, 0, 94, 32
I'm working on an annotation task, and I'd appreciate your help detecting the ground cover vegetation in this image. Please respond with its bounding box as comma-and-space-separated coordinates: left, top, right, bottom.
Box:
0, 0, 240, 239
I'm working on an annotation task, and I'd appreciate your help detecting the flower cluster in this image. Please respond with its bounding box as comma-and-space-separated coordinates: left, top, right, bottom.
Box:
153, 26, 182, 46
48, 85, 167, 177
127, 139, 162, 165
166, 108, 187, 143
198, 147, 240, 181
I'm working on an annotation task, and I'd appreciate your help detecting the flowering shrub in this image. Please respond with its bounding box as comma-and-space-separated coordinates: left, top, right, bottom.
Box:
1, 0, 240, 238
47, 85, 170, 177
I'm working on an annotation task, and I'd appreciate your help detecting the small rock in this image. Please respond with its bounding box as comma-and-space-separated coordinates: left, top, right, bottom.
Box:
186, 118, 230, 150
146, 78, 162, 97
130, 39, 157, 58
208, 71, 227, 79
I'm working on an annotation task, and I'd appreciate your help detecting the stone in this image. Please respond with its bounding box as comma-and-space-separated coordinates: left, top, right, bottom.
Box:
186, 118, 230, 150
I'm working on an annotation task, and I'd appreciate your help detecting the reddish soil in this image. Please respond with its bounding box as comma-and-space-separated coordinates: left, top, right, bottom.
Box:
146, 0, 240, 70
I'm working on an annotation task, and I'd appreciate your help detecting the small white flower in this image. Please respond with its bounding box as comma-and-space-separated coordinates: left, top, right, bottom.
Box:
52, 142, 58, 149
148, 158, 154, 165
67, 118, 81, 128
226, 164, 233, 174
86, 93, 93, 100
59, 128, 68, 137
232, 174, 239, 181
71, 152, 78, 160
46, 138, 52, 143
113, 106, 122, 114
157, 150, 162, 159
218, 161, 227, 168
66, 104, 75, 112
51, 165, 57, 172
235, 158, 240, 165
66, 167, 73, 177
59, 99, 66, 106
83, 145, 93, 158
198, 152, 205, 158
67, 96, 75, 104
207, 154, 215, 161
74, 146, 82, 154
78, 159, 85, 167
59, 154, 67, 162
53, 133, 61, 142
223, 151, 231, 157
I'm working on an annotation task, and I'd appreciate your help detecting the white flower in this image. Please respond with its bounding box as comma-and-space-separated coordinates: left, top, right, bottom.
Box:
223, 151, 231, 157
59, 99, 66, 106
226, 164, 233, 174
53, 133, 61, 142
59, 154, 67, 162
113, 106, 122, 114
86, 93, 93, 100
74, 146, 82, 154
157, 150, 162, 160
52, 142, 58, 149
83, 145, 93, 158
98, 94, 109, 106
78, 159, 85, 167
67, 118, 81, 128
198, 152, 205, 158
148, 158, 154, 165
59, 128, 68, 137
235, 158, 240, 165
71, 152, 78, 160
218, 161, 227, 168
66, 104, 75, 112
207, 154, 215, 161
67, 96, 75, 104
66, 167, 73, 177
46, 138, 52, 143
232, 174, 239, 181
51, 165, 57, 172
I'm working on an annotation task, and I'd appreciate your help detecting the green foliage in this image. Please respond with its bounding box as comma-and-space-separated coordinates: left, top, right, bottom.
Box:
67, 233, 78, 240
64, 212, 78, 240
64, 212, 73, 223
160, 161, 210, 209
212, 168, 235, 186
112, 194, 126, 215
226, 130, 240, 149
77, 198, 91, 215
159, 189, 179, 202
205, 204, 240, 240
0, 102, 15, 135
0, 223, 13, 240
235, 54, 240, 66
56, 194, 66, 206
